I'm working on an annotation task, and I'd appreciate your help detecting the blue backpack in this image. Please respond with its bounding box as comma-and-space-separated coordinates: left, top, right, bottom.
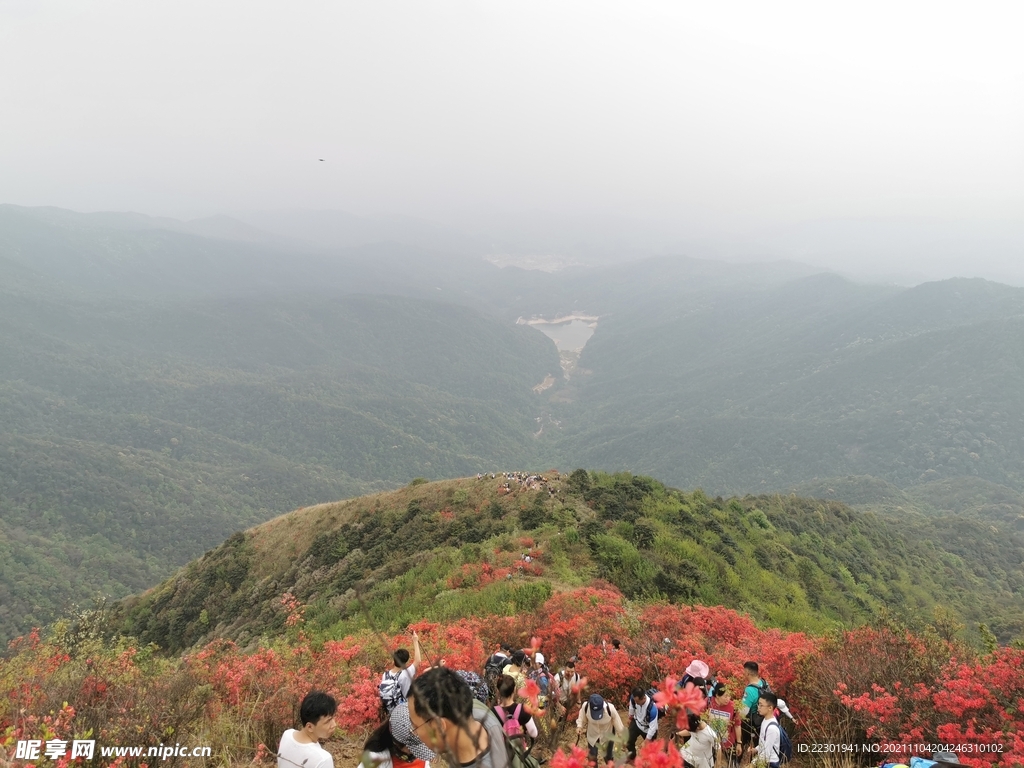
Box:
646, 688, 667, 718
531, 666, 551, 697
767, 721, 792, 763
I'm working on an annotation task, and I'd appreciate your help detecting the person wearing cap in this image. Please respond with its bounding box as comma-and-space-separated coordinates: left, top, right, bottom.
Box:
576, 693, 624, 766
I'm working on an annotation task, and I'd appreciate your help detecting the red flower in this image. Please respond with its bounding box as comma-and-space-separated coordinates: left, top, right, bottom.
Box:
634, 740, 683, 768
550, 745, 589, 768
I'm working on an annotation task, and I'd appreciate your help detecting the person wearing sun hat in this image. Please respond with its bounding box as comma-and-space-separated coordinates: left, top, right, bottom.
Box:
576, 693, 624, 765
677, 660, 713, 708
680, 660, 710, 689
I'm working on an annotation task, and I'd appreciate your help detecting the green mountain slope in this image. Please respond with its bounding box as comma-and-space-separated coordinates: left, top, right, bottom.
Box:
0, 290, 560, 643
109, 472, 1024, 654
555, 276, 1024, 493
6, 205, 1024, 651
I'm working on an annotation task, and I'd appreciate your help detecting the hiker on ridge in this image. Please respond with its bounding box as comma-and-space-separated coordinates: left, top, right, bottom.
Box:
576, 693, 624, 766
748, 692, 783, 768
707, 682, 742, 761
739, 661, 769, 750
625, 686, 659, 762
493, 675, 539, 746
483, 644, 513, 700
677, 711, 718, 768
501, 650, 528, 693
380, 630, 422, 714
554, 658, 581, 708
362, 700, 437, 768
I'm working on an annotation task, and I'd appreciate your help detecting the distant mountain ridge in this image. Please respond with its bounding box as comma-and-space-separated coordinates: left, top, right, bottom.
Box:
558, 274, 1024, 494
3, 204, 1024, 644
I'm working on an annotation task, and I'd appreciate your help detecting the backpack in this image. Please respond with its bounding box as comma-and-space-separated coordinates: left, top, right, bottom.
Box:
379, 670, 405, 713
767, 721, 792, 763
495, 703, 525, 739
484, 653, 508, 698
504, 731, 540, 768
485, 653, 508, 677
646, 688, 667, 718
482, 699, 537, 768
744, 680, 772, 732
457, 670, 491, 704
530, 666, 551, 698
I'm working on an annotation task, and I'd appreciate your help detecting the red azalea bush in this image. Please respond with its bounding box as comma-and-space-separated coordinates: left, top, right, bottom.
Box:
792, 626, 1024, 766
3, 587, 1024, 766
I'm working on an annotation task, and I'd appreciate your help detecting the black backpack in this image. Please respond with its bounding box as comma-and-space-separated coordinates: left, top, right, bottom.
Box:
646, 688, 667, 718
744, 679, 772, 732
484, 653, 508, 700
485, 653, 508, 677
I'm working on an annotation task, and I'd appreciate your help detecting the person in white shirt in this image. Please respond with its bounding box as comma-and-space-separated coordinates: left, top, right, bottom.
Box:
380, 631, 422, 713
677, 712, 718, 768
625, 686, 659, 761
278, 691, 337, 768
750, 693, 781, 768
554, 659, 581, 711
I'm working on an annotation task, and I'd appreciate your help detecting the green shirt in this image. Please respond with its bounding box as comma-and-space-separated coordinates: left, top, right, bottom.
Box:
742, 680, 765, 715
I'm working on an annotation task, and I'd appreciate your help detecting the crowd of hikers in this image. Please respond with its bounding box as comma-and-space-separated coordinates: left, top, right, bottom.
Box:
276, 639, 969, 768
481, 471, 558, 496
275, 636, 816, 768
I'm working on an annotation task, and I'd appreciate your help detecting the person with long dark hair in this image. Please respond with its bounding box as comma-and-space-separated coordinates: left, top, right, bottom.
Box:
361, 702, 436, 768
406, 667, 510, 768
677, 712, 717, 768
492, 675, 538, 745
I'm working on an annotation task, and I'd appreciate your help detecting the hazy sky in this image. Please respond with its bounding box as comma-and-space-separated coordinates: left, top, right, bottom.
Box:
2, 1, 1022, 280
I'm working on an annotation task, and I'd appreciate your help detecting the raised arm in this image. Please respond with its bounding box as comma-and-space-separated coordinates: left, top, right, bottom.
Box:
412, 630, 422, 665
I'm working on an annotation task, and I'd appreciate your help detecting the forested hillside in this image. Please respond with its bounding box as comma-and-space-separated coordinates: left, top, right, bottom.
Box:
0, 286, 559, 642
4, 204, 1024, 645
556, 274, 1024, 493
111, 472, 1024, 652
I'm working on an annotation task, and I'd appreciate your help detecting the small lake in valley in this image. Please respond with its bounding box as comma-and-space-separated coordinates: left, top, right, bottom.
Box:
529, 317, 597, 351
